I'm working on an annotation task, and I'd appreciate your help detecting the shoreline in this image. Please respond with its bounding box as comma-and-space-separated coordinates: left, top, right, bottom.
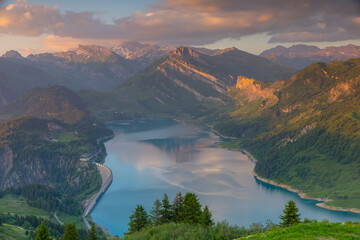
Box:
82, 134, 114, 229
86, 119, 360, 235
203, 123, 360, 215
206, 124, 237, 140
240, 150, 360, 215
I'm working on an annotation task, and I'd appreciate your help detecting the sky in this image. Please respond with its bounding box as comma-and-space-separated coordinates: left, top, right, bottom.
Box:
0, 0, 360, 56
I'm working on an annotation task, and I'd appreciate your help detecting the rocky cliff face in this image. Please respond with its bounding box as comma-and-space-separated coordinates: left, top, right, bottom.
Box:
111, 41, 175, 67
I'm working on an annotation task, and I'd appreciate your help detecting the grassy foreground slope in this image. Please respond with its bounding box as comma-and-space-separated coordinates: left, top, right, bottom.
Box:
111, 221, 360, 240
236, 222, 360, 240
0, 224, 28, 240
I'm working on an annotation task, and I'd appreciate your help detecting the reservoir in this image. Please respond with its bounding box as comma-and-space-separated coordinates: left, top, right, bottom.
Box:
91, 119, 360, 237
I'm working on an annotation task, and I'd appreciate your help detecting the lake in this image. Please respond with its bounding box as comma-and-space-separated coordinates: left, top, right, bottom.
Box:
91, 119, 360, 237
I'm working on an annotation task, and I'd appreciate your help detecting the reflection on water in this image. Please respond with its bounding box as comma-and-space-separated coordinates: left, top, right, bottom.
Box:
92, 119, 360, 237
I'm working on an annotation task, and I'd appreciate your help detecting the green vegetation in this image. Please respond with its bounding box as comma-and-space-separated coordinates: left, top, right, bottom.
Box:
0, 116, 111, 235
121, 200, 360, 240
62, 223, 80, 240
127, 205, 149, 235
89, 223, 99, 240
212, 59, 360, 210
0, 194, 50, 218
121, 221, 267, 240
35, 222, 52, 240
55, 132, 81, 142
0, 116, 108, 204
0, 223, 28, 240
127, 192, 215, 237
0, 212, 89, 239
236, 222, 360, 240
279, 201, 301, 227
0, 85, 89, 124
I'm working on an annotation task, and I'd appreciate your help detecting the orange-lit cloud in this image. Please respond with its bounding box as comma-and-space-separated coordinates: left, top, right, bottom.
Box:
0, 0, 359, 46
41, 35, 120, 52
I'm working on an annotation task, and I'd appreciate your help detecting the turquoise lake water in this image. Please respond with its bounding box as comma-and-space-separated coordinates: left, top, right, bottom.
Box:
91, 119, 360, 237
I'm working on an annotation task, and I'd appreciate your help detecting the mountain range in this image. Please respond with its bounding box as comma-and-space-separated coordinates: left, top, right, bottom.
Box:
261, 44, 360, 69
1, 41, 360, 213
1, 42, 359, 108
81, 46, 295, 120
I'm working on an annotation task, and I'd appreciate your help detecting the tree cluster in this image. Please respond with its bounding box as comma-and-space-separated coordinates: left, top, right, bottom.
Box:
33, 222, 100, 240
127, 192, 213, 234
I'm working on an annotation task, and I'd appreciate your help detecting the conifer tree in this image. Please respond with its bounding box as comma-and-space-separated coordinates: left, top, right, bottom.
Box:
128, 204, 149, 234
0, 215, 2, 226
201, 205, 213, 227
172, 192, 185, 223
149, 199, 162, 226
89, 223, 98, 240
183, 193, 202, 225
279, 200, 301, 226
160, 193, 172, 224
63, 222, 79, 240
35, 222, 52, 240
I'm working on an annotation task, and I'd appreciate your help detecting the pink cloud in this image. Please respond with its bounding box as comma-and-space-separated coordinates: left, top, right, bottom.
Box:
0, 0, 359, 45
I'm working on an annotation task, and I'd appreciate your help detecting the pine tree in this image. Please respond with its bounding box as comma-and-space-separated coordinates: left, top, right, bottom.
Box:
149, 199, 162, 226
35, 222, 52, 240
63, 222, 79, 240
128, 204, 149, 234
279, 200, 301, 226
0, 215, 2, 226
160, 193, 172, 224
89, 223, 98, 240
201, 205, 213, 227
172, 192, 185, 223
183, 193, 202, 225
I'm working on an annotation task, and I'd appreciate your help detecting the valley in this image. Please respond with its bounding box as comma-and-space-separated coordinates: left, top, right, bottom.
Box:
0, 41, 360, 239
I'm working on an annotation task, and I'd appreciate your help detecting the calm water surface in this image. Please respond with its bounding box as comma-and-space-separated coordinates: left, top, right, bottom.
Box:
92, 119, 360, 237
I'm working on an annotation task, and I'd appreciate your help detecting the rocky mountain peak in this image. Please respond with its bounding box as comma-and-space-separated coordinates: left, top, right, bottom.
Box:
75, 45, 114, 57
212, 47, 238, 56
2, 50, 24, 59
171, 46, 200, 58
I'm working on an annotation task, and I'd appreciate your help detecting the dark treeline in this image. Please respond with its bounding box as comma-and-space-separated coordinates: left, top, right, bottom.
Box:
123, 198, 304, 239
1, 184, 82, 215
127, 192, 215, 235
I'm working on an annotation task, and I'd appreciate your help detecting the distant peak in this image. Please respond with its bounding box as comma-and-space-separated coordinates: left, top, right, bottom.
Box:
77, 44, 107, 52
171, 46, 200, 58
212, 47, 238, 56
2, 50, 23, 59
112, 41, 159, 52
75, 45, 113, 56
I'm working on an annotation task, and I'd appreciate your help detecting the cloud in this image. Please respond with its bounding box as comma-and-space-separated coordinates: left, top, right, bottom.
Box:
0, 0, 359, 45
41, 35, 120, 52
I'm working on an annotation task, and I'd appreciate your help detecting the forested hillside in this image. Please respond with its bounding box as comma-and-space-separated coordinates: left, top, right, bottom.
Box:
212, 59, 360, 210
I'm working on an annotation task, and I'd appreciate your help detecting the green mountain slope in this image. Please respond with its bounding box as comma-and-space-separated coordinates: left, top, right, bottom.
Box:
0, 117, 101, 192
0, 224, 28, 240
215, 58, 360, 210
0, 85, 89, 124
0, 57, 57, 106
